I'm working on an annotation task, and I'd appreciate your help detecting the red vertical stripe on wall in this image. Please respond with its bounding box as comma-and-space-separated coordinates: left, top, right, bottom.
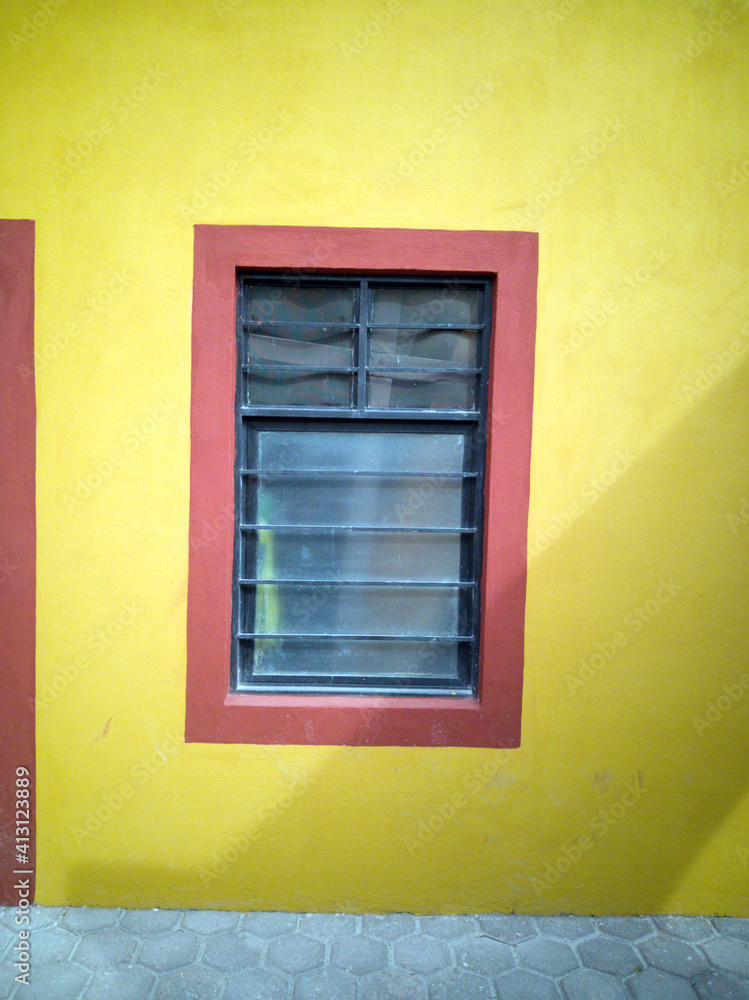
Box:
0, 220, 36, 904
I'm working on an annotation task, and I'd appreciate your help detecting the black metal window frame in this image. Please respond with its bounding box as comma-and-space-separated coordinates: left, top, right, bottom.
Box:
231, 273, 493, 697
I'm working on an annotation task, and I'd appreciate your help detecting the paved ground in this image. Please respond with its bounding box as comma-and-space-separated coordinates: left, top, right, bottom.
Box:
1, 908, 748, 999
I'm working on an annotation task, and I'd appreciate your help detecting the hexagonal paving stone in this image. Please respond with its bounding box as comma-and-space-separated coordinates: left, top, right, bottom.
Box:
82, 964, 156, 1000
394, 934, 451, 974
28, 905, 65, 929
331, 934, 388, 974
360, 970, 428, 1000
0, 924, 13, 958
653, 916, 714, 942
537, 916, 597, 940
702, 937, 749, 978
74, 929, 137, 970
561, 969, 628, 1000
202, 930, 261, 971
292, 968, 356, 1000
693, 969, 749, 1000
120, 909, 181, 934
638, 935, 710, 978
267, 932, 325, 974
154, 966, 224, 1000
517, 936, 579, 977
428, 970, 494, 1000
596, 916, 654, 940
182, 909, 240, 934
577, 936, 640, 977
225, 967, 290, 1000
242, 911, 298, 938
494, 968, 562, 1000
712, 918, 749, 942
300, 912, 358, 939
0, 962, 19, 1000
455, 936, 514, 976
421, 916, 478, 939
363, 914, 417, 940
627, 968, 700, 999
15, 960, 90, 1000
137, 930, 199, 971
477, 914, 536, 944
60, 907, 121, 933
28, 924, 78, 963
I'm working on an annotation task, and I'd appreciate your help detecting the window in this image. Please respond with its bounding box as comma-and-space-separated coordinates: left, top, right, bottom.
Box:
187, 226, 537, 747
234, 276, 491, 696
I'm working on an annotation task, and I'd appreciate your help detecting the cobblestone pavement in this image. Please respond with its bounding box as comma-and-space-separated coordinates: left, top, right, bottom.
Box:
1, 908, 748, 1000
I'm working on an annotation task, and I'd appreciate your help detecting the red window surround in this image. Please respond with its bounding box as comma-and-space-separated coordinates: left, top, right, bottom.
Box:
186, 225, 537, 748
0, 220, 36, 902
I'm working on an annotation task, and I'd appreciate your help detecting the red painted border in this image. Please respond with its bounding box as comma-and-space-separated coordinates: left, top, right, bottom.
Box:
0, 221, 36, 901
186, 226, 537, 747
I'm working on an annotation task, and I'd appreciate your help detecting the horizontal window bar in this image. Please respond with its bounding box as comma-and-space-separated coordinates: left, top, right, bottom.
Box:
239, 469, 476, 479
366, 323, 485, 331
235, 682, 473, 696
239, 407, 481, 419
244, 364, 355, 373
237, 633, 473, 641
239, 524, 477, 534
238, 578, 478, 588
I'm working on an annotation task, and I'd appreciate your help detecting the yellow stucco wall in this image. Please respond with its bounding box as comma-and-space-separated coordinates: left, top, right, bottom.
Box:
1, 0, 748, 913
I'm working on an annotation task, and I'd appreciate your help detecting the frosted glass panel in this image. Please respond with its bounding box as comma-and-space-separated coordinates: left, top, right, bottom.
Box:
246, 284, 355, 324
243, 638, 460, 679
256, 430, 465, 474
370, 286, 480, 326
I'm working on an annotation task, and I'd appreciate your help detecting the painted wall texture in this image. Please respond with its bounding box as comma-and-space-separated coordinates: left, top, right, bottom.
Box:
1, 0, 748, 914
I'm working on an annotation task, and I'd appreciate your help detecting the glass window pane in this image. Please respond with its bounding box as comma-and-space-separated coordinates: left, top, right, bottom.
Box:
240, 638, 460, 679
256, 430, 465, 474
247, 330, 354, 366
246, 284, 356, 324
370, 285, 481, 325
368, 373, 476, 410
242, 584, 464, 637
246, 371, 352, 407
241, 529, 464, 583
370, 327, 477, 369
247, 474, 464, 528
